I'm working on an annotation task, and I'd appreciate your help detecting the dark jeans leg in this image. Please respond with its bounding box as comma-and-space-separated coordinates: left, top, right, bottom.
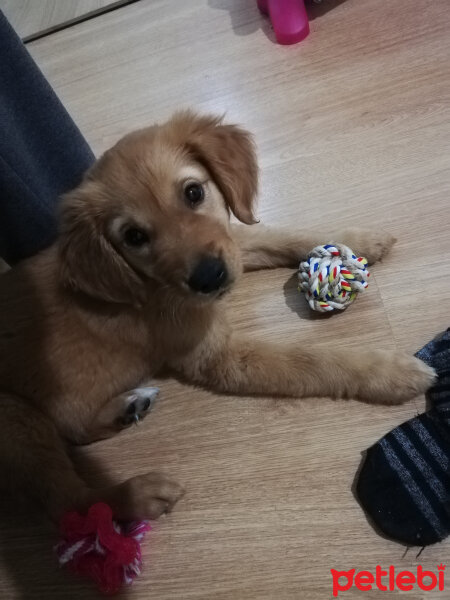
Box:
0, 11, 95, 264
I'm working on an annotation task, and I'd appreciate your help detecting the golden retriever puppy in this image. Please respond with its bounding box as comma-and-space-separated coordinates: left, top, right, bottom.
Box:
0, 111, 435, 521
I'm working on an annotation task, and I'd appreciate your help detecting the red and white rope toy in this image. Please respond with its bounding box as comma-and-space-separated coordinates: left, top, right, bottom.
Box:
298, 243, 370, 313
55, 502, 151, 595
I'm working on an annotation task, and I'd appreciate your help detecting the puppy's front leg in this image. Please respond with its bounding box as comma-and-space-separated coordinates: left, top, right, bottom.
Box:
171, 334, 434, 405
232, 224, 396, 271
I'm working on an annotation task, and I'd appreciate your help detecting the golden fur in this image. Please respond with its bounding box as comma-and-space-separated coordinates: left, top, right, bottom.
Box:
0, 111, 435, 521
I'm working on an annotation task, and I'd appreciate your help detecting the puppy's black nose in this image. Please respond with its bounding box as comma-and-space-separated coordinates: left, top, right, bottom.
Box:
188, 256, 228, 294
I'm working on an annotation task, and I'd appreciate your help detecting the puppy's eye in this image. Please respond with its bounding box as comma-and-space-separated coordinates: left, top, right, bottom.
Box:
184, 182, 204, 207
124, 228, 149, 247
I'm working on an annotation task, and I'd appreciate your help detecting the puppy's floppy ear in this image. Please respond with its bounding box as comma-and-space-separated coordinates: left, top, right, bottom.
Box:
58, 181, 146, 306
177, 112, 259, 225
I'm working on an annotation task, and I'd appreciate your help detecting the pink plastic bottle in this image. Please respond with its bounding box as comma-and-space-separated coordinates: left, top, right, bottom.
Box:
257, 0, 310, 45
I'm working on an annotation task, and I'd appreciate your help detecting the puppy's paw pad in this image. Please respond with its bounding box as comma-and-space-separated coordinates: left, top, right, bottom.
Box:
122, 387, 159, 425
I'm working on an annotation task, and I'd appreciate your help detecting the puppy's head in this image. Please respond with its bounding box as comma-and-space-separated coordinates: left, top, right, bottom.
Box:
59, 111, 258, 305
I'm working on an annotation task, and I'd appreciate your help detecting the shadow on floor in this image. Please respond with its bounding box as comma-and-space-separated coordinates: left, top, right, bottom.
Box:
283, 270, 335, 321
307, 0, 348, 20
208, 0, 275, 42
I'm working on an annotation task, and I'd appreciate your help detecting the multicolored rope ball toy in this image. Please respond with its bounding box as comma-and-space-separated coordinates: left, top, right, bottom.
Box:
298, 243, 370, 313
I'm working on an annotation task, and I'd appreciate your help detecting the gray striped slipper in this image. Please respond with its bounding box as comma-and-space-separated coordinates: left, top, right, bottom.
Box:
357, 329, 450, 546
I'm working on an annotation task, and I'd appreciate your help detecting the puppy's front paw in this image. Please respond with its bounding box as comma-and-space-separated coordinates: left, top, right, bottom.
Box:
338, 228, 397, 264
390, 355, 436, 403
118, 472, 185, 520
362, 353, 436, 405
